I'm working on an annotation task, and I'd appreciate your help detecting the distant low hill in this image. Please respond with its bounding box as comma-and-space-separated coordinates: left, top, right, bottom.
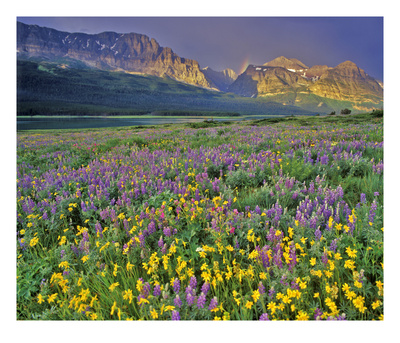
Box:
17, 59, 317, 116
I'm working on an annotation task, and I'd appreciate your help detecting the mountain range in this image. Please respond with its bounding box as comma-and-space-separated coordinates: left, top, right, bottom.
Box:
17, 22, 383, 114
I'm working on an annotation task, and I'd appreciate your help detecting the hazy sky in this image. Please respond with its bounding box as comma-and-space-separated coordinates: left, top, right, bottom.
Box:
17, 17, 384, 81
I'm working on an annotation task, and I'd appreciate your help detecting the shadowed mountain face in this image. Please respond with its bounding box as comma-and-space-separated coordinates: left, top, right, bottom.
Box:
201, 67, 237, 92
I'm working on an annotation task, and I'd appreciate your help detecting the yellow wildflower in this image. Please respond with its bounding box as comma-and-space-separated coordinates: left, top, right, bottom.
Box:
109, 282, 119, 292
29, 237, 39, 247
126, 261, 134, 271
251, 289, 260, 302
354, 280, 363, 289
372, 300, 381, 310
334, 253, 342, 260
110, 301, 117, 315
296, 311, 309, 320
245, 301, 253, 309
342, 283, 350, 292
47, 293, 57, 304
344, 260, 355, 270
150, 309, 158, 319
346, 247, 357, 259
267, 301, 277, 315
315, 270, 322, 278
37, 294, 45, 304
123, 289, 133, 304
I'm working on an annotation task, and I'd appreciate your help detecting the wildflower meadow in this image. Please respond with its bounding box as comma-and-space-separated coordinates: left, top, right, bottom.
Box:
16, 113, 384, 321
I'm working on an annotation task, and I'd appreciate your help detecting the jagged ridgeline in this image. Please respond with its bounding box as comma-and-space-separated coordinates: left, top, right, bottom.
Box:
17, 22, 383, 114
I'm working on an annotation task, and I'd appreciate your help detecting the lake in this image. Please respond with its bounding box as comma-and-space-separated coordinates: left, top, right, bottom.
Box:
16, 116, 244, 131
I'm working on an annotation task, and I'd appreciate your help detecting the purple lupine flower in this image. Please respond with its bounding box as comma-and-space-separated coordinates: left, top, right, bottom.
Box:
174, 295, 182, 308
291, 280, 300, 290
280, 275, 289, 287
329, 239, 338, 253
374, 192, 380, 197
71, 244, 80, 257
197, 292, 206, 309
360, 193, 366, 204
273, 245, 283, 269
288, 243, 297, 272
189, 276, 197, 290
143, 282, 151, 297
321, 252, 328, 266
308, 182, 315, 194
137, 294, 146, 307
186, 292, 195, 306
315, 228, 322, 241
259, 313, 270, 321
171, 310, 180, 321
185, 285, 194, 295
60, 249, 65, 258
208, 297, 218, 311
51, 204, 57, 215
369, 200, 378, 222
95, 222, 103, 238
172, 278, 180, 294
158, 236, 164, 248
153, 284, 161, 297
314, 308, 323, 320
138, 232, 145, 248
327, 313, 347, 321
258, 281, 266, 295
268, 287, 275, 299
201, 282, 210, 296
163, 227, 172, 237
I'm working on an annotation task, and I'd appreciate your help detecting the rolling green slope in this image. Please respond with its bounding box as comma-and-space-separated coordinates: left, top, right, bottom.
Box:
17, 60, 317, 116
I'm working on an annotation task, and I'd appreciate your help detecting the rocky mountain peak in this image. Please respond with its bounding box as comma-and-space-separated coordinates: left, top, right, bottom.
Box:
336, 60, 359, 69
17, 21, 213, 89
263, 56, 309, 70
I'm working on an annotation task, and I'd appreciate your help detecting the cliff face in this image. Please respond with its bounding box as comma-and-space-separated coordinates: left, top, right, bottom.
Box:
228, 57, 383, 110
17, 22, 214, 89
228, 65, 311, 97
308, 61, 383, 103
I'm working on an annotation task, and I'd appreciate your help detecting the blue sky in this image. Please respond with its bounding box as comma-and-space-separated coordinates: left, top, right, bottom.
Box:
17, 16, 384, 81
